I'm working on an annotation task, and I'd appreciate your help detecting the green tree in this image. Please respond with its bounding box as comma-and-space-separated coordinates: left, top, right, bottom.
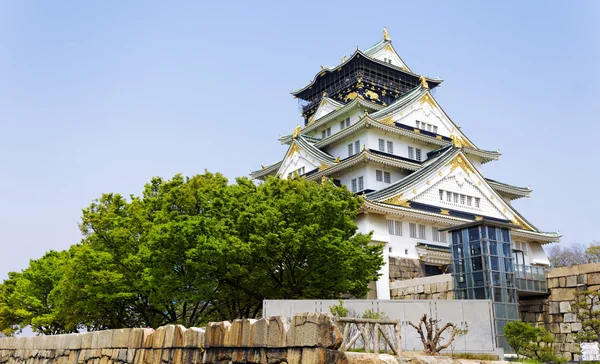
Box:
572, 290, 600, 343
504, 320, 564, 362
0, 173, 383, 333
586, 243, 600, 264
0, 251, 70, 335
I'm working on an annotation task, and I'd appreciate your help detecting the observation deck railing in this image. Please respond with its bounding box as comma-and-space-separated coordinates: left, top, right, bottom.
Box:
514, 264, 548, 293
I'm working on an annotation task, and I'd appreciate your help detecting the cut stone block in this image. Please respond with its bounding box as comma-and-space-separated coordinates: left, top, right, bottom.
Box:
287, 313, 342, 349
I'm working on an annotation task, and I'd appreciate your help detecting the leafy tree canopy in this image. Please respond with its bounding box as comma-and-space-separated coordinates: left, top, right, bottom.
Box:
0, 173, 383, 335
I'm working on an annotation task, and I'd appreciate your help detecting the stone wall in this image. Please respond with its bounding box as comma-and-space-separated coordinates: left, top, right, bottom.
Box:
519, 262, 600, 362
390, 274, 453, 300
0, 313, 398, 364
389, 257, 425, 282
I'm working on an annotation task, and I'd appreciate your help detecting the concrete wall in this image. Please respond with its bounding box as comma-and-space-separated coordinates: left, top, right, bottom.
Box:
390, 274, 454, 300
263, 299, 500, 355
519, 262, 600, 362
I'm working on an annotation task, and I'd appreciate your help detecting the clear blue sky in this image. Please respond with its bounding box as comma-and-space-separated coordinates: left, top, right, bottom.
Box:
1, 1, 598, 279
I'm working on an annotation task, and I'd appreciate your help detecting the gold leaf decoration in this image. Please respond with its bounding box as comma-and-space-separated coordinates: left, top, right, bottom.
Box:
364, 89, 380, 101
440, 209, 450, 216
344, 92, 358, 102
420, 94, 435, 108
380, 117, 395, 126
475, 216, 483, 221
447, 155, 476, 176
384, 194, 411, 208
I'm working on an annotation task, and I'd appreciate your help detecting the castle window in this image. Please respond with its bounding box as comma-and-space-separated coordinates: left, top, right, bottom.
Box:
475, 197, 481, 208
418, 224, 426, 239
408, 146, 414, 159
453, 193, 459, 204
378, 139, 385, 152
433, 126, 438, 133
348, 143, 353, 157
384, 171, 391, 184
358, 176, 364, 191
460, 194, 466, 205
439, 190, 444, 200
351, 179, 357, 192
340, 118, 350, 130
387, 141, 394, 154
416, 148, 422, 161
467, 196, 472, 206
387, 219, 402, 236
321, 127, 331, 139
432, 227, 447, 243
376, 170, 383, 182
446, 191, 452, 202
354, 140, 360, 154
409, 223, 417, 238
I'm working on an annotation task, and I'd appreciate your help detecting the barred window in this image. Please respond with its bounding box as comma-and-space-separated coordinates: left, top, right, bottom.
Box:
378, 139, 385, 151
348, 143, 353, 157
439, 190, 444, 200
432, 227, 447, 243
418, 224, 426, 239
453, 193, 459, 204
475, 197, 481, 208
387, 219, 403, 236
409, 223, 417, 238
384, 171, 391, 184
354, 140, 360, 154
387, 141, 394, 154
408, 146, 414, 159
416, 148, 422, 161
358, 176, 364, 191
376, 170, 383, 182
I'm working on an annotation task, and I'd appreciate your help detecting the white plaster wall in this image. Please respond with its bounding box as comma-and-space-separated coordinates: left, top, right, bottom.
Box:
389, 100, 456, 139
278, 151, 319, 179
373, 212, 450, 260
333, 162, 409, 192
306, 108, 364, 140
413, 172, 507, 220
357, 213, 391, 300
336, 165, 369, 192
369, 48, 408, 70
529, 241, 551, 266
323, 129, 367, 160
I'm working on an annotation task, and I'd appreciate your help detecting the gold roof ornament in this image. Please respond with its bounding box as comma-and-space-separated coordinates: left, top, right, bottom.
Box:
292, 124, 302, 138
334, 157, 340, 163
450, 134, 464, 149
383, 27, 390, 41
341, 55, 346, 63
321, 175, 327, 183
419, 76, 429, 89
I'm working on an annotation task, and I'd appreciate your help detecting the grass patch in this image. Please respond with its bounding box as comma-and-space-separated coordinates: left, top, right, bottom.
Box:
441, 353, 499, 361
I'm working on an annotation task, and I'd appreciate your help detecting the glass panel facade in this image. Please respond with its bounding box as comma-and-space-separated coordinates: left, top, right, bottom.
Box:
450, 224, 520, 353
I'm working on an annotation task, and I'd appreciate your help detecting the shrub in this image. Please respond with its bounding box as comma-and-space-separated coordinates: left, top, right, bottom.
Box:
504, 320, 565, 363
